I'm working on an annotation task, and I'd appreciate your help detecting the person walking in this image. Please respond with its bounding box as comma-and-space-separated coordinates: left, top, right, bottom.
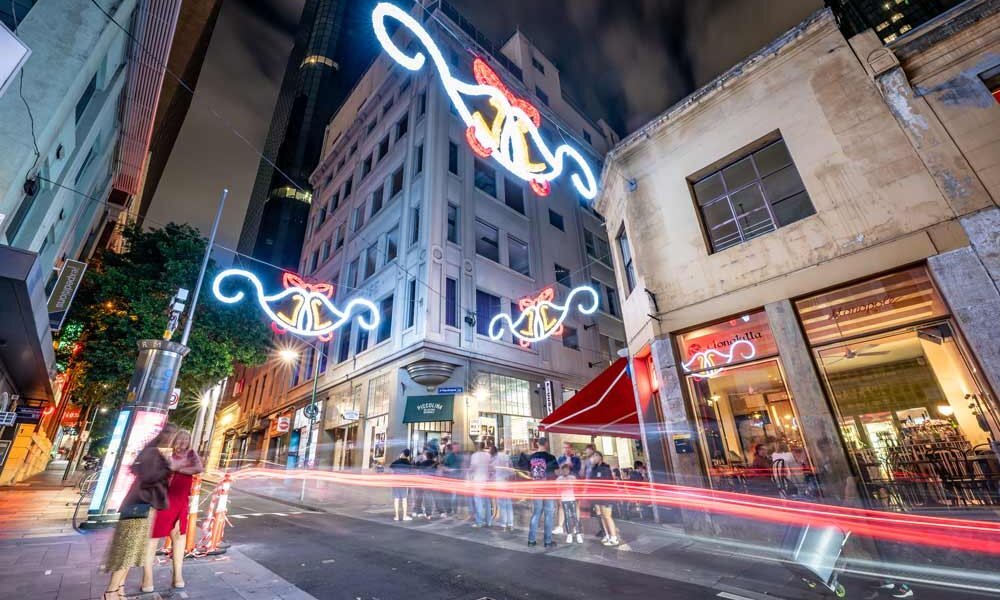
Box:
389, 449, 414, 521
104, 424, 177, 600
469, 442, 492, 528
527, 438, 559, 548
492, 445, 515, 531
589, 451, 621, 546
553, 442, 581, 534
412, 450, 436, 518
557, 463, 583, 543
145, 429, 203, 592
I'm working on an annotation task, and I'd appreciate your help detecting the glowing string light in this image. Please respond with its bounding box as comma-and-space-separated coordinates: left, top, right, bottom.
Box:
212, 269, 379, 342
372, 3, 598, 200
681, 340, 757, 379
489, 285, 599, 347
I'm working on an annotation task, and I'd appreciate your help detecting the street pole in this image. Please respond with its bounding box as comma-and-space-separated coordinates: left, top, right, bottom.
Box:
300, 343, 323, 501
185, 189, 227, 443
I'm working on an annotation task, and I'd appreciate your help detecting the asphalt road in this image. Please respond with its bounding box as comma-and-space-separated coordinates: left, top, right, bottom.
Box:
224, 490, 738, 600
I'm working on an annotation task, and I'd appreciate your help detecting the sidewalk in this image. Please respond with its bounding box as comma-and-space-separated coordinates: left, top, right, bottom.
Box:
0, 466, 316, 600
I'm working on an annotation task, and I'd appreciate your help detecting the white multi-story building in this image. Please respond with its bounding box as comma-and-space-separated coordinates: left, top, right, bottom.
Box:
233, 1, 629, 471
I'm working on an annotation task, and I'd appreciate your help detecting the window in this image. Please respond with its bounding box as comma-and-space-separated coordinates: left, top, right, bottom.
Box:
383, 98, 394, 116
396, 114, 409, 139
318, 205, 328, 225
364, 243, 377, 279
531, 56, 545, 73
343, 178, 353, 199
337, 157, 346, 173
445, 277, 458, 327
405, 279, 417, 328
310, 249, 320, 272
75, 74, 98, 122
319, 342, 330, 373
320, 240, 330, 261
617, 229, 636, 294
337, 323, 352, 362
410, 205, 421, 245
390, 166, 404, 197
356, 325, 369, 354
367, 373, 391, 417
554, 264, 571, 288
378, 135, 390, 160
448, 142, 459, 175
376, 295, 393, 343
371, 189, 384, 216
980, 66, 1000, 104
548, 209, 564, 231
605, 284, 620, 318
329, 191, 340, 212
479, 373, 532, 416
335, 223, 346, 249
366, 119, 377, 136
349, 142, 358, 157
535, 86, 548, 106
509, 302, 523, 345
694, 138, 814, 253
584, 230, 611, 263
474, 160, 497, 196
562, 326, 579, 350
475, 219, 500, 263
353, 203, 366, 231
347, 258, 359, 288
399, 77, 411, 95
417, 90, 427, 116
583, 130, 592, 145
385, 226, 399, 262
414, 144, 424, 176
508, 236, 530, 276
446, 203, 459, 244
504, 178, 524, 214
476, 290, 501, 336
362, 154, 373, 178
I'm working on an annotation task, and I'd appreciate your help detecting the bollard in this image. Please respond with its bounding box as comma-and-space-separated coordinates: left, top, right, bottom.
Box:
185, 474, 202, 553
196, 473, 231, 555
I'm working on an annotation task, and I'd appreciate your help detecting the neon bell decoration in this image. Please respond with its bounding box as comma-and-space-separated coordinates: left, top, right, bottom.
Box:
489, 286, 599, 348
681, 340, 757, 380
372, 3, 598, 200
212, 270, 379, 342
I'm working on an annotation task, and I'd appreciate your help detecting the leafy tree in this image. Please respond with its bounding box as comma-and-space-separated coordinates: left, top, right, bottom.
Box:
61, 223, 269, 426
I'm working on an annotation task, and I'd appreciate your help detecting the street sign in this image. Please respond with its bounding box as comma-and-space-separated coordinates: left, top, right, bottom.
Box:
272, 416, 291, 435
544, 381, 554, 415
437, 386, 463, 394
61, 404, 82, 427
342, 409, 360, 421
15, 405, 44, 424
0, 412, 15, 426
168, 388, 181, 410
47, 260, 87, 331
469, 418, 480, 438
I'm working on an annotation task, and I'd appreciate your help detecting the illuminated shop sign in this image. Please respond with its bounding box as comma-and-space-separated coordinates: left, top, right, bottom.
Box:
372, 3, 598, 200
489, 285, 599, 348
677, 311, 777, 379
212, 270, 380, 342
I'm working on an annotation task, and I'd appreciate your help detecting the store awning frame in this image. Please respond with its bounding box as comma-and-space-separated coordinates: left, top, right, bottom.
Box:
540, 358, 641, 439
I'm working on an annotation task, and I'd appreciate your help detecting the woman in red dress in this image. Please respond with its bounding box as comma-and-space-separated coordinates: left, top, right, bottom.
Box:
142, 429, 203, 592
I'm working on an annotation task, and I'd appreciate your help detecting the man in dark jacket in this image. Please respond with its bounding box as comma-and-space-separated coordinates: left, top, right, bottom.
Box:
527, 438, 559, 547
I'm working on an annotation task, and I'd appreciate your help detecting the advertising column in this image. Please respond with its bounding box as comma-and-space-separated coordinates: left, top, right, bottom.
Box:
83, 339, 189, 526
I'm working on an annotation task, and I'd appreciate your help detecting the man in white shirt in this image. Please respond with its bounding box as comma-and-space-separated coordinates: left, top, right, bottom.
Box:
469, 442, 493, 528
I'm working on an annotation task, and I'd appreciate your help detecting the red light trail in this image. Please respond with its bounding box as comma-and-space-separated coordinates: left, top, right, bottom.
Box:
225, 468, 1000, 555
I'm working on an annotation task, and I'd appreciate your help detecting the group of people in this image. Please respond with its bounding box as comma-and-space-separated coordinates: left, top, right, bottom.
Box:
387, 436, 646, 549
103, 423, 204, 599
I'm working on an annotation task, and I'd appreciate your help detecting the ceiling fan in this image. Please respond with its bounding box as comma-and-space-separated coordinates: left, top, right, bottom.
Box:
826, 343, 890, 365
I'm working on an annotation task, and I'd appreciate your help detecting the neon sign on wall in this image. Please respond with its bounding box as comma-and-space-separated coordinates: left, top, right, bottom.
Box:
372, 3, 598, 200
680, 340, 757, 380
212, 270, 379, 342
489, 286, 599, 348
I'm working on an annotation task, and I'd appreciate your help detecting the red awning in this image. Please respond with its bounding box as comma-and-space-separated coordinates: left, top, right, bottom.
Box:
540, 358, 640, 439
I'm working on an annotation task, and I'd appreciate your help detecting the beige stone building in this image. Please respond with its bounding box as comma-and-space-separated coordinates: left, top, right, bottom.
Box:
596, 0, 1000, 526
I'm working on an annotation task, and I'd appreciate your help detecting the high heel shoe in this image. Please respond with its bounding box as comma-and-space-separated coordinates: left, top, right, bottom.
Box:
103, 586, 123, 600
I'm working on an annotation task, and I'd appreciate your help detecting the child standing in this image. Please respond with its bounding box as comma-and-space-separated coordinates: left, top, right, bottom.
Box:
557, 464, 583, 543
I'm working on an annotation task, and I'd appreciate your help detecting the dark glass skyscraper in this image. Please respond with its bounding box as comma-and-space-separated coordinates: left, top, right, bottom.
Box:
827, 0, 965, 43
239, 0, 398, 271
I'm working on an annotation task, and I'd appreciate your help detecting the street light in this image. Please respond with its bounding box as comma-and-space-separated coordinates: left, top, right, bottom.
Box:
274, 343, 324, 501
278, 348, 299, 363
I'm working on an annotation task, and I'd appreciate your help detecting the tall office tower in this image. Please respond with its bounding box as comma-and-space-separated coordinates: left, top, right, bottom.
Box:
827, 0, 965, 43
238, 0, 397, 272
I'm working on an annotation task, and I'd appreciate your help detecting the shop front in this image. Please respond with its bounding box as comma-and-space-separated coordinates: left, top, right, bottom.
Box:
324, 385, 362, 470
403, 394, 454, 456
265, 411, 292, 467
795, 265, 999, 510
675, 313, 816, 497
471, 373, 541, 454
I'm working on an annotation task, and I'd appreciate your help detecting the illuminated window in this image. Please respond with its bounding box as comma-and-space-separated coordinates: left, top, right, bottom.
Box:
301, 55, 336, 68
876, 21, 889, 31
883, 33, 898, 43
891, 12, 903, 22
478, 373, 532, 417
693, 138, 814, 253
899, 24, 912, 34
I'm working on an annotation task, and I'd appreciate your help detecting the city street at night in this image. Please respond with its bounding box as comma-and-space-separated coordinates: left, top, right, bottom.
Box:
3, 1, 1000, 599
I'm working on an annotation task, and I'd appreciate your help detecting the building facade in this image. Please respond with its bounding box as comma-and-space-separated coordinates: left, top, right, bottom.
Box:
597, 0, 1000, 531
0, 0, 180, 483
224, 1, 627, 472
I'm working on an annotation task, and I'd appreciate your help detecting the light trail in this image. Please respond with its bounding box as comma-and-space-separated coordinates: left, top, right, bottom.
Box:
220, 468, 1000, 556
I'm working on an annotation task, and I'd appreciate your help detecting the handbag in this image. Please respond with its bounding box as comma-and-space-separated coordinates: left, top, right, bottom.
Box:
119, 502, 152, 520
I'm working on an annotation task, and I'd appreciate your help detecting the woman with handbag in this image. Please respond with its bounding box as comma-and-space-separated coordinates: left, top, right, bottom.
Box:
103, 423, 177, 600
144, 429, 203, 592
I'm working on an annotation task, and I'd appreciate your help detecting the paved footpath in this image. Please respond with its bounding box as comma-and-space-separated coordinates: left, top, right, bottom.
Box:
0, 463, 315, 600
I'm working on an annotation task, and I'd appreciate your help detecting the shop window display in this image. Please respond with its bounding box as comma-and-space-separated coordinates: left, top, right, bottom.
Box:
679, 311, 814, 496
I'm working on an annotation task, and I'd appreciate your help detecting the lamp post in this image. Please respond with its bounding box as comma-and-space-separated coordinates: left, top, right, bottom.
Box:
278, 343, 325, 501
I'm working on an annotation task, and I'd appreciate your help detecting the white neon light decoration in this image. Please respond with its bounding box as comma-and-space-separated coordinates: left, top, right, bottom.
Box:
489, 285, 599, 348
212, 269, 379, 342
681, 340, 757, 380
372, 3, 598, 200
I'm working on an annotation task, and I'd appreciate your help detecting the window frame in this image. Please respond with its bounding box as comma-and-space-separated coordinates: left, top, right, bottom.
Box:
617, 228, 637, 295
475, 219, 500, 263
445, 277, 458, 328
446, 203, 459, 245
507, 235, 530, 277
548, 209, 564, 231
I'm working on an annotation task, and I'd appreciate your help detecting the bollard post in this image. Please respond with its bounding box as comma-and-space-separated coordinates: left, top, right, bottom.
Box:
185, 474, 202, 553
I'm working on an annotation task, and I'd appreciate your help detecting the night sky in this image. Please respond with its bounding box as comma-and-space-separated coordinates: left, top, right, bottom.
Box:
149, 0, 822, 248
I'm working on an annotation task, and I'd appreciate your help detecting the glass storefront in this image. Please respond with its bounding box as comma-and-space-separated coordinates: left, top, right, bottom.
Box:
473, 373, 540, 453
679, 310, 814, 495
797, 266, 1000, 510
